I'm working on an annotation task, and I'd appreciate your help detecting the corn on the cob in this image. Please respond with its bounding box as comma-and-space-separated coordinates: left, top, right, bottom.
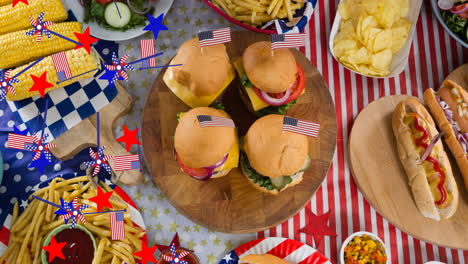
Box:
0, 0, 11, 7
0, 0, 68, 35
7, 49, 100, 101
0, 22, 82, 69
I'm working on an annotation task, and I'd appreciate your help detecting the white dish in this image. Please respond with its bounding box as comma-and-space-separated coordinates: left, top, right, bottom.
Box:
339, 231, 390, 264
63, 0, 174, 41
328, 0, 423, 78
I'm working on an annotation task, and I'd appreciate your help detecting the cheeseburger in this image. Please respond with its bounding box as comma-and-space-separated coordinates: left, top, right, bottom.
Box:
174, 107, 239, 180
163, 38, 235, 108
241, 114, 310, 194
234, 41, 306, 116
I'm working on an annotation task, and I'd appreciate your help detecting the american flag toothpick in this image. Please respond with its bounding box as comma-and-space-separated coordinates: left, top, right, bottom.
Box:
196, 115, 235, 128
271, 33, 307, 49
197, 28, 231, 47
282, 116, 320, 137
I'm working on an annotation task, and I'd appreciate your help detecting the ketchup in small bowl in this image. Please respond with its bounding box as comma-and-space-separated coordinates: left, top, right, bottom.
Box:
158, 247, 200, 264
42, 224, 96, 264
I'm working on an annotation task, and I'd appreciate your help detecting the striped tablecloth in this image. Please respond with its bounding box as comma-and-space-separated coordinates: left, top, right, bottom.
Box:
257, 1, 468, 263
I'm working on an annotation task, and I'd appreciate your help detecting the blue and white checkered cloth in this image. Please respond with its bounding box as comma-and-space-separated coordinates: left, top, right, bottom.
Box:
7, 68, 117, 141
262, 0, 317, 34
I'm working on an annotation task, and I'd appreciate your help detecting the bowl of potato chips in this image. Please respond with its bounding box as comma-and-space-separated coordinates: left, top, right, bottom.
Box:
329, 0, 422, 78
203, 0, 317, 34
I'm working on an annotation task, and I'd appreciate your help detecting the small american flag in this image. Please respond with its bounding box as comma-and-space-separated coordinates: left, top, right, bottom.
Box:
282, 116, 320, 137
52, 52, 72, 81
7, 133, 34, 150
271, 33, 307, 49
113, 154, 140, 171
197, 28, 231, 47
197, 115, 235, 128
110, 212, 125, 240
140, 39, 156, 68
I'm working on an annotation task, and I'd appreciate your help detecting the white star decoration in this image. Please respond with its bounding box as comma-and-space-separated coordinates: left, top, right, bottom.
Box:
222, 253, 233, 262
20, 199, 29, 209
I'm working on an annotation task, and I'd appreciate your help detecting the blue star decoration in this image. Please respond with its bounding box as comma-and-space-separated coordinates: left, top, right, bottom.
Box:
143, 13, 168, 39
219, 251, 239, 264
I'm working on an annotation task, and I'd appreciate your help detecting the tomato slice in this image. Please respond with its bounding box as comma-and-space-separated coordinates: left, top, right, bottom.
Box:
453, 3, 468, 18
252, 63, 306, 105
176, 153, 211, 178
95, 0, 114, 5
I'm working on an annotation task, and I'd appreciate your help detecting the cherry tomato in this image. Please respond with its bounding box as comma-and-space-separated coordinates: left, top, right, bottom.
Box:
253, 63, 306, 105
176, 153, 211, 178
95, 0, 114, 5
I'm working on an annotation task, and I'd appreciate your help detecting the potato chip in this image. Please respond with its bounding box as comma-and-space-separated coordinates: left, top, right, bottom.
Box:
371, 49, 393, 70
373, 29, 393, 52
333, 0, 412, 76
334, 39, 358, 57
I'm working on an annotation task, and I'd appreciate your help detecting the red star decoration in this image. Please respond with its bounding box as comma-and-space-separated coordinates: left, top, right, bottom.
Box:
116, 125, 142, 152
134, 241, 158, 264
155, 232, 181, 252
74, 27, 98, 54
299, 210, 337, 248
88, 186, 113, 211
29, 72, 54, 98
42, 236, 66, 262
12, 0, 28, 7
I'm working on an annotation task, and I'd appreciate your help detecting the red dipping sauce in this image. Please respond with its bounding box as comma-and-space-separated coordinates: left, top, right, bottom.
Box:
48, 228, 94, 264
158, 247, 200, 264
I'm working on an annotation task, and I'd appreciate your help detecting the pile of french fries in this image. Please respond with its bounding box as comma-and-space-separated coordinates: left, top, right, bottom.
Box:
212, 0, 306, 27
0, 176, 145, 264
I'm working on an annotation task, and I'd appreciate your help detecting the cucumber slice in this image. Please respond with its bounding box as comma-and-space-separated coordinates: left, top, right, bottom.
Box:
104, 2, 131, 28
270, 176, 287, 189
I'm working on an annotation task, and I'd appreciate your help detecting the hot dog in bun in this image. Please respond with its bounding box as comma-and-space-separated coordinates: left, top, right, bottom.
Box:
392, 98, 459, 221
424, 80, 468, 191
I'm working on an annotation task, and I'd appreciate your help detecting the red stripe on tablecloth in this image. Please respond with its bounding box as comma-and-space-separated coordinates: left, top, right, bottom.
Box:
234, 238, 266, 256
266, 239, 303, 258
0, 226, 9, 246
401, 233, 411, 264
413, 239, 423, 264
439, 247, 448, 263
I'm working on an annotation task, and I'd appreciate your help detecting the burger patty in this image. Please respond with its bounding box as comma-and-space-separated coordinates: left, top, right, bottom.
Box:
240, 152, 310, 191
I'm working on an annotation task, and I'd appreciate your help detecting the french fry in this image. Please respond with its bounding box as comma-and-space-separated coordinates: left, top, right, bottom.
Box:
17, 198, 45, 263
111, 242, 134, 263
83, 222, 112, 237
111, 255, 120, 264
234, 0, 267, 12
30, 176, 90, 197
11, 202, 18, 227
92, 237, 107, 264
284, 0, 293, 21
213, 0, 235, 17
104, 247, 131, 264
267, 0, 278, 14
271, 0, 284, 18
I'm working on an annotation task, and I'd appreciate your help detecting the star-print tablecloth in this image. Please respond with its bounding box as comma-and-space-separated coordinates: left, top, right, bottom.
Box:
0, 0, 467, 263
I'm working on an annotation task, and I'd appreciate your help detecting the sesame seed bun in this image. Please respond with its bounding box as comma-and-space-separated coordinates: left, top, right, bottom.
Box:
172, 38, 232, 96
240, 254, 290, 264
174, 107, 235, 168
243, 41, 297, 94
244, 114, 308, 178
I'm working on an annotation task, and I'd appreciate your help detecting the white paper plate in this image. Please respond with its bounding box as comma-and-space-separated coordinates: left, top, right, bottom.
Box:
218, 237, 331, 264
63, 0, 174, 41
329, 0, 423, 78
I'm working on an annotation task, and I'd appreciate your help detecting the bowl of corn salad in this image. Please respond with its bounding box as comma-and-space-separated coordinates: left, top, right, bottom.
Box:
340, 232, 389, 264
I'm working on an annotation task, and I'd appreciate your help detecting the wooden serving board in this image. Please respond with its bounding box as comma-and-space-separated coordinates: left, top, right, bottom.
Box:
446, 63, 468, 86
51, 82, 144, 185
349, 95, 468, 250
141, 31, 337, 233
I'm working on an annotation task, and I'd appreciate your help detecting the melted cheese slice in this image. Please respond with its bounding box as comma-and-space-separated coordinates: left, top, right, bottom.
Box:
178, 112, 239, 170
163, 60, 235, 108
233, 58, 270, 111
